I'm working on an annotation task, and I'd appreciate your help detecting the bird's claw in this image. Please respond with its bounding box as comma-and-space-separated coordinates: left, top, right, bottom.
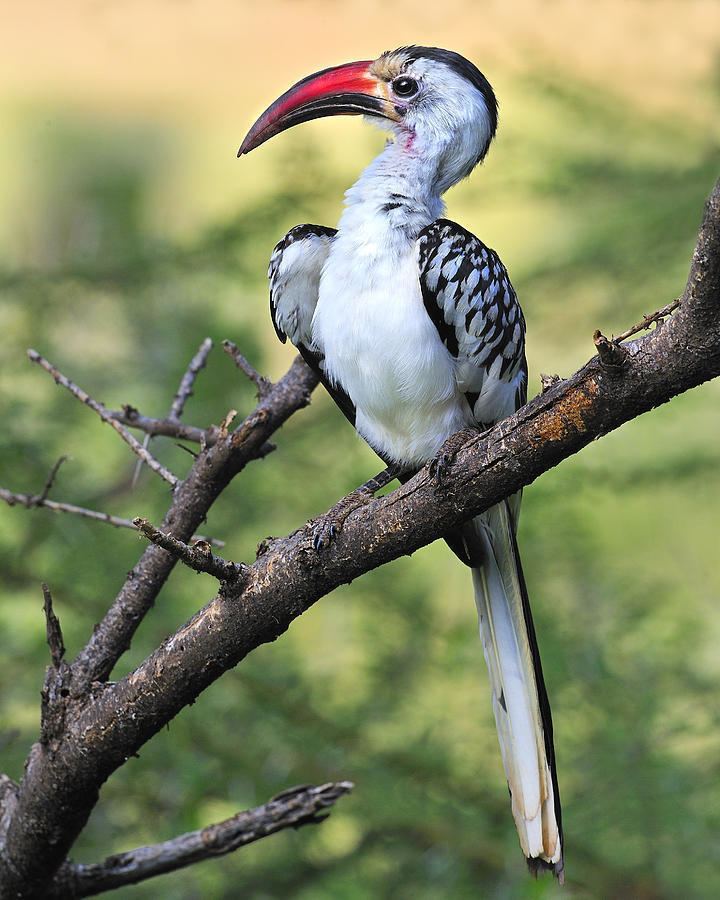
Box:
312, 521, 338, 552
428, 429, 478, 485
310, 489, 374, 553
429, 451, 453, 484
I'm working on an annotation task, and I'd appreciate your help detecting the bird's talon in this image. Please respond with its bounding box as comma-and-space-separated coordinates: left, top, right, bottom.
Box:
309, 488, 377, 554
429, 452, 452, 484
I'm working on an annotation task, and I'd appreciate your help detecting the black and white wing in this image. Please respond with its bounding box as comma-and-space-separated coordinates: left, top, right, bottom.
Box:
418, 219, 563, 878
268, 224, 356, 425
269, 224, 336, 347
417, 219, 527, 428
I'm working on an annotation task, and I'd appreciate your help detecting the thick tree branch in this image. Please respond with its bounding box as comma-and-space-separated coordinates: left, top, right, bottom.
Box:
49, 782, 352, 898
27, 350, 179, 488
0, 180, 717, 898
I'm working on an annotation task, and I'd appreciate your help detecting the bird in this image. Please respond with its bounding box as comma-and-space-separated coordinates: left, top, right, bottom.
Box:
239, 45, 563, 880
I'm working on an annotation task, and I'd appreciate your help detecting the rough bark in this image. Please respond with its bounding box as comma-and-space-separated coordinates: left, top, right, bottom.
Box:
0, 179, 717, 897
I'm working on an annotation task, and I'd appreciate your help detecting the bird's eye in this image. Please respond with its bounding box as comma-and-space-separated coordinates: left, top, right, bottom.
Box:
392, 76, 419, 98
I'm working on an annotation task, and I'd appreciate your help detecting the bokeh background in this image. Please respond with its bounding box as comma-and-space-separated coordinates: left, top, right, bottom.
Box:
2, 2, 720, 897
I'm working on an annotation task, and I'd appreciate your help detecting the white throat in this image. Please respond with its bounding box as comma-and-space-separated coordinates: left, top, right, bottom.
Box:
335, 137, 446, 251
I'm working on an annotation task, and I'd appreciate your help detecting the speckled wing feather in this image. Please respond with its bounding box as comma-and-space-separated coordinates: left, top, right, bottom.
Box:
417, 219, 527, 426
268, 224, 357, 426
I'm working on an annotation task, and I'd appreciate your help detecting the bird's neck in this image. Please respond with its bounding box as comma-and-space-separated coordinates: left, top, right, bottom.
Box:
336, 138, 445, 247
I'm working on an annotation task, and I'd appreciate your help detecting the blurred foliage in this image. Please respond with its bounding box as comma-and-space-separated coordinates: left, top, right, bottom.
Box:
1, 47, 720, 900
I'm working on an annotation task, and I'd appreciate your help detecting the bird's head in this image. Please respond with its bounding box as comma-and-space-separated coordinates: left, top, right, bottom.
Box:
239, 46, 498, 191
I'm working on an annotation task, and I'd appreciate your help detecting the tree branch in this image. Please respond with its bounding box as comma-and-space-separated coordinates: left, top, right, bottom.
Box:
132, 517, 245, 582
42, 584, 65, 670
37, 457, 69, 505
131, 337, 213, 486
223, 340, 272, 398
112, 408, 217, 446
27, 350, 179, 489
50, 782, 353, 898
0, 483, 224, 547
1, 180, 717, 898
613, 298, 681, 343
70, 354, 318, 692
169, 337, 213, 421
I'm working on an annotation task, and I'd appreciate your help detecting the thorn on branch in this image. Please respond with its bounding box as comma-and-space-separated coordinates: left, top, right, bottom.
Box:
132, 518, 245, 582
540, 373, 562, 394
40, 584, 72, 747
27, 349, 179, 489
613, 298, 681, 343
219, 408, 238, 436
223, 340, 273, 398
593, 330, 629, 372
256, 536, 278, 558
230, 409, 270, 447
42, 584, 65, 669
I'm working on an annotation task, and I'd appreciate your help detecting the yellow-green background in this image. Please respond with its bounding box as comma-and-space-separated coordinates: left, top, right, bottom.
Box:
1, 2, 719, 897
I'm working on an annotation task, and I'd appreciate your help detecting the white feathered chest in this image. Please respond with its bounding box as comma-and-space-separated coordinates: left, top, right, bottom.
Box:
313, 218, 471, 466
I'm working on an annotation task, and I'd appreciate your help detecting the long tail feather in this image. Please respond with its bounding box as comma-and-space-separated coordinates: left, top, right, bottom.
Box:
462, 501, 563, 880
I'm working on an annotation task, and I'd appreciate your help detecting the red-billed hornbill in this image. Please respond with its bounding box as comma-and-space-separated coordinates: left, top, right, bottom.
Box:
239, 46, 563, 880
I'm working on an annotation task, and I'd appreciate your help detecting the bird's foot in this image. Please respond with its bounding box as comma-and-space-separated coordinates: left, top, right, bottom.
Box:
311, 489, 373, 552
428, 428, 480, 485
310, 464, 407, 552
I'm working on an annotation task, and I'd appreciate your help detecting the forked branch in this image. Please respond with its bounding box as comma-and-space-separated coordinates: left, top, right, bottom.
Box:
27, 350, 179, 488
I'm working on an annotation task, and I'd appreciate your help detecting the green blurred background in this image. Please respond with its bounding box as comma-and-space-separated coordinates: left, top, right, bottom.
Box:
1, 2, 719, 897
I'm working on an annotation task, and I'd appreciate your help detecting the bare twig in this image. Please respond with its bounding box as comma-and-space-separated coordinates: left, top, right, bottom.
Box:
114, 409, 216, 445
27, 350, 179, 489
223, 340, 272, 398
42, 584, 65, 669
132, 338, 214, 486
614, 298, 681, 343
37, 457, 68, 505
109, 408, 275, 457
169, 337, 213, 421
50, 782, 353, 898
133, 518, 245, 582
0, 487, 224, 547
